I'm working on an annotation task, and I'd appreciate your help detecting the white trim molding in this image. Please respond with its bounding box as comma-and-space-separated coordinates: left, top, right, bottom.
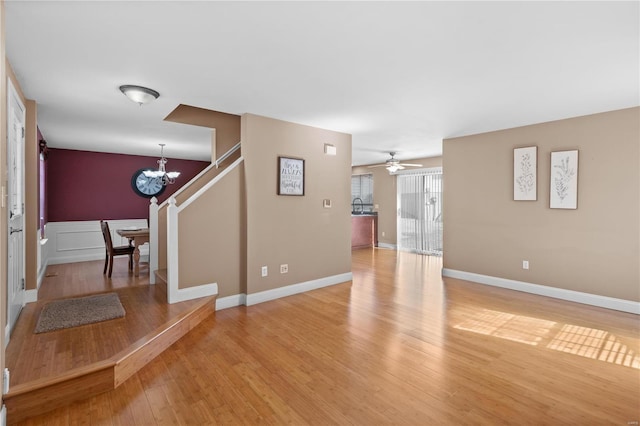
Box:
178, 157, 244, 212
148, 197, 158, 285
164, 195, 219, 303
442, 268, 640, 315
168, 282, 219, 304
24, 290, 37, 304
214, 272, 353, 311
45, 219, 149, 265
377, 243, 397, 250
4, 326, 10, 348
164, 158, 244, 305
216, 294, 247, 310
246, 272, 353, 306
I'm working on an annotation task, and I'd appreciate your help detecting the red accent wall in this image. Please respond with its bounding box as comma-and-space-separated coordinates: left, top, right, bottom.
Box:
47, 148, 210, 222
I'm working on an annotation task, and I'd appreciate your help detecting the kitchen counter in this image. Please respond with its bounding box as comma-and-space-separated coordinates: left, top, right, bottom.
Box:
351, 214, 378, 249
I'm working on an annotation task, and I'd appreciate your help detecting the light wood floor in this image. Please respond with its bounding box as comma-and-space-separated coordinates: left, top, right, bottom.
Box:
6, 259, 203, 387
13, 249, 640, 424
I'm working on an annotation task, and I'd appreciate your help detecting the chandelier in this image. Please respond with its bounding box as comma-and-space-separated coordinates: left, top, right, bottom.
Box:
143, 144, 181, 185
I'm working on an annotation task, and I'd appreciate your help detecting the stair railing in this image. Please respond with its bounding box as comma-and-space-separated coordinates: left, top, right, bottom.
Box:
215, 141, 241, 168
165, 156, 243, 303
148, 141, 241, 287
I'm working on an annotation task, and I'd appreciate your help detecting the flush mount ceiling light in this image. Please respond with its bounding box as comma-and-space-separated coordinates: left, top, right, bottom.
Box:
119, 85, 160, 105
144, 143, 180, 185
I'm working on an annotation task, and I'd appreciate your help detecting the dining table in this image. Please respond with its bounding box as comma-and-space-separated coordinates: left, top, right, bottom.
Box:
116, 227, 150, 277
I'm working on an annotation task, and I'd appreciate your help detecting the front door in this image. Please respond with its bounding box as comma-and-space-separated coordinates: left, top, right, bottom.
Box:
7, 78, 26, 340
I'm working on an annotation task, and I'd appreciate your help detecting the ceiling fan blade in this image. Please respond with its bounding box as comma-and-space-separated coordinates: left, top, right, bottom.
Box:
367, 164, 389, 168
397, 163, 423, 167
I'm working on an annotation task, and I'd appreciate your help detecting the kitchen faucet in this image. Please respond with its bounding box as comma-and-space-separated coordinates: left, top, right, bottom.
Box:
352, 197, 364, 213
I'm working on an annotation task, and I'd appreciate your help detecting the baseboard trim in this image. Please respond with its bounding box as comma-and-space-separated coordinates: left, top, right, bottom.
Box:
246, 272, 353, 306
442, 268, 640, 315
377, 243, 397, 250
214, 272, 354, 310
24, 290, 37, 304
37, 259, 49, 292
48, 254, 150, 266
168, 283, 219, 304
48, 253, 104, 265
215, 294, 247, 310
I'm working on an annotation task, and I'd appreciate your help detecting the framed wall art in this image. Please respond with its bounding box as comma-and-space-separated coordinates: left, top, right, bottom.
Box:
278, 156, 305, 196
514, 146, 537, 201
550, 150, 578, 209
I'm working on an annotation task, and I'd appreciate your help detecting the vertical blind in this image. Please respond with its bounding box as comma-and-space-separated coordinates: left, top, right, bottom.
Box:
397, 168, 443, 256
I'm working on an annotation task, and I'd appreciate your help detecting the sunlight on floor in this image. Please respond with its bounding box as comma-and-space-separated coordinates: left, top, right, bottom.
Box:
454, 309, 555, 346
547, 324, 640, 369
454, 309, 640, 369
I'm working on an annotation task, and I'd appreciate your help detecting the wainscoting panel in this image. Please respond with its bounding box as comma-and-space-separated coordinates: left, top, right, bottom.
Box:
56, 228, 103, 252
46, 220, 149, 265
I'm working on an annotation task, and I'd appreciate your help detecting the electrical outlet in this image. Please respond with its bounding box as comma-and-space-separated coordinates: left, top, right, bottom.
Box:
382, 231, 385, 237
261, 266, 268, 277
522, 260, 529, 270
280, 264, 288, 274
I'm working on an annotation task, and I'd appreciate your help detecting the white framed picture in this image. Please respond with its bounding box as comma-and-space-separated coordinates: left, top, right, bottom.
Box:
550, 150, 578, 209
514, 146, 537, 201
278, 156, 305, 196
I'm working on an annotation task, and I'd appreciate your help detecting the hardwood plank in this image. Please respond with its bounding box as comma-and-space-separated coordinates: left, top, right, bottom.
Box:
5, 364, 114, 421
5, 258, 215, 424
113, 295, 215, 386
10, 250, 640, 425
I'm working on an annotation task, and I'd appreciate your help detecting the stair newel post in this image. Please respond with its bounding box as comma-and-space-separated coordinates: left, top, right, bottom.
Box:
149, 196, 159, 285
167, 196, 179, 303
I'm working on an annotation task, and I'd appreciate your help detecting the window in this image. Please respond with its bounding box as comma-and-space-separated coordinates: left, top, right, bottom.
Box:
351, 173, 373, 212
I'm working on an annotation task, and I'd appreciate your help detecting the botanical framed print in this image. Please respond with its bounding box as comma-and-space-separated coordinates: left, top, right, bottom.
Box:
514, 146, 537, 200
278, 156, 305, 196
550, 150, 578, 209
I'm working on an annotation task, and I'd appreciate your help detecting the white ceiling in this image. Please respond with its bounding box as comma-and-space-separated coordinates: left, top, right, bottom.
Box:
5, 1, 639, 165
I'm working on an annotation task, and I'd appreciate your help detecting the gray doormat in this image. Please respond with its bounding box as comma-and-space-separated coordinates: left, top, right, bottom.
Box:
34, 292, 125, 333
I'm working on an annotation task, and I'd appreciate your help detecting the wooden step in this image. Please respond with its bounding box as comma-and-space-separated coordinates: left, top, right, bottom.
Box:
4, 293, 216, 424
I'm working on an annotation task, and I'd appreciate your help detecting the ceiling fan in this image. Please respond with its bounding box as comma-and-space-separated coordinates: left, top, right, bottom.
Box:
367, 152, 423, 173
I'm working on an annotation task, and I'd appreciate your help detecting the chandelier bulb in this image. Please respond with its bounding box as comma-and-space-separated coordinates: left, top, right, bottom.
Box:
145, 144, 180, 185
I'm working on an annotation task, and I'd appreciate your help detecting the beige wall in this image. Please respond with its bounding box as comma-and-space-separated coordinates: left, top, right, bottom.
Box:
24, 100, 38, 291
243, 113, 352, 294
443, 107, 639, 302
352, 155, 442, 246
178, 164, 246, 297
163, 104, 241, 161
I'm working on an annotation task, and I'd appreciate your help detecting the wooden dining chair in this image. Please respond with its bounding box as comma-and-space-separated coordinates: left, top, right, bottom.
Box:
100, 220, 135, 278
